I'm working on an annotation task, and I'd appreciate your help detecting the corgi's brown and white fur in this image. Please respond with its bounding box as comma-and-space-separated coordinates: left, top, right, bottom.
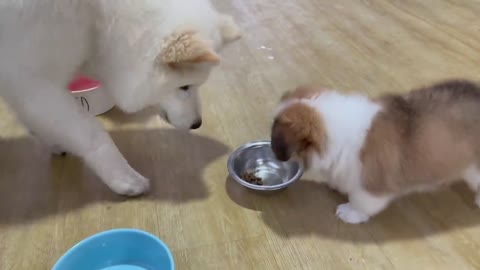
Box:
271, 80, 480, 224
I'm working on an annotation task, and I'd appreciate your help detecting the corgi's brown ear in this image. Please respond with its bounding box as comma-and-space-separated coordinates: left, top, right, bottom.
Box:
271, 103, 326, 162
160, 30, 220, 68
280, 90, 294, 102
280, 86, 324, 102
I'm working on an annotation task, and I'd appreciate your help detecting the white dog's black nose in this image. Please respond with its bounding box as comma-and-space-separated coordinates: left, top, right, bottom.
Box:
190, 120, 202, 130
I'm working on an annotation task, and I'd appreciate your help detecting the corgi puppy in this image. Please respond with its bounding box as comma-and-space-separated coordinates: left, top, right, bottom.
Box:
271, 80, 480, 224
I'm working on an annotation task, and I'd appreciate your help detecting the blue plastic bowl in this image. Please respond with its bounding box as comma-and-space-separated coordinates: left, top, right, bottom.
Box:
52, 228, 174, 270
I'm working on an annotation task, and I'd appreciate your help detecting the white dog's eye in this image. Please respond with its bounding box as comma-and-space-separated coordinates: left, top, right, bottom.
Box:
179, 85, 190, 91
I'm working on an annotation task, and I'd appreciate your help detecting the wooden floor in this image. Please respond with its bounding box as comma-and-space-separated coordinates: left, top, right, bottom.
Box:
1, 0, 480, 269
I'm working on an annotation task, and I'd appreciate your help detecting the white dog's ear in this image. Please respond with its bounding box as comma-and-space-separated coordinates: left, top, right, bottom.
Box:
160, 30, 220, 68
219, 15, 242, 43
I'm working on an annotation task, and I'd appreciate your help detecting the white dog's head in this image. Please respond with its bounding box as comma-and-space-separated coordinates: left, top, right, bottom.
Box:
146, 15, 241, 130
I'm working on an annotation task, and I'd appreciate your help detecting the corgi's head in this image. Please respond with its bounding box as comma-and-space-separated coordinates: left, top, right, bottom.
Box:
271, 86, 326, 164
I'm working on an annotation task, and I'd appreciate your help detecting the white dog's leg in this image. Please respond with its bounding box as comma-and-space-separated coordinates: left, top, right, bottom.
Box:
463, 165, 480, 208
336, 190, 392, 224
10, 80, 150, 196
29, 130, 67, 156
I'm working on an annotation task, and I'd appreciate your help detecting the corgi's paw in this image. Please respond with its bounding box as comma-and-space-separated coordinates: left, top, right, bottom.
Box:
336, 203, 370, 224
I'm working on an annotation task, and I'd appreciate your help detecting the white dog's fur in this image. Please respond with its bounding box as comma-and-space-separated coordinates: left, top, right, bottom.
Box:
0, 0, 241, 195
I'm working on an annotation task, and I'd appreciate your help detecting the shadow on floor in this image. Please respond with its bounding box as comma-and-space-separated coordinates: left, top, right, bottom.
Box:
101, 107, 160, 125
0, 129, 229, 224
226, 176, 480, 242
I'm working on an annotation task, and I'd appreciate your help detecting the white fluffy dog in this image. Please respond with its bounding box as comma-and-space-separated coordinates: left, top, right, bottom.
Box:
0, 0, 241, 196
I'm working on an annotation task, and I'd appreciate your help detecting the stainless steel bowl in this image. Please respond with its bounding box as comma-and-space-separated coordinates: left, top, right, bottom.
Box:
227, 140, 304, 191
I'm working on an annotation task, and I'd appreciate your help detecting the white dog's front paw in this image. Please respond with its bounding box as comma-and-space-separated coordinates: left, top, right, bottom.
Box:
107, 169, 150, 196
336, 203, 370, 224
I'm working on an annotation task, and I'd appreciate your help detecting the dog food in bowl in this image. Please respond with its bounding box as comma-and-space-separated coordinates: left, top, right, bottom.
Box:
241, 172, 264, 185
227, 140, 304, 192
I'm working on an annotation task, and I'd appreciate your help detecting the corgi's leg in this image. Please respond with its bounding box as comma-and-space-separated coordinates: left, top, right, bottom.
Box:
8, 80, 150, 196
336, 190, 392, 224
463, 165, 480, 207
